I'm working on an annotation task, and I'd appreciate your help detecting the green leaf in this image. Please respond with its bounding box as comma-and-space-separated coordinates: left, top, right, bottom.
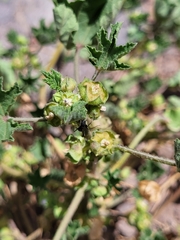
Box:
73, 0, 125, 46
53, 0, 124, 47
139, 228, 166, 240
49, 168, 65, 182
42, 69, 62, 91
168, 71, 180, 87
29, 168, 65, 190
73, 11, 98, 46
138, 161, 164, 181
19, 71, 40, 92
103, 170, 122, 191
62, 220, 89, 240
99, 0, 125, 27
0, 79, 32, 142
164, 108, 180, 131
29, 138, 52, 161
87, 23, 137, 71
28, 169, 50, 189
0, 78, 22, 116
53, 4, 79, 48
32, 19, 57, 45
0, 118, 32, 142
168, 96, 180, 108
0, 59, 16, 88
142, 77, 162, 94
7, 30, 28, 46
49, 100, 87, 124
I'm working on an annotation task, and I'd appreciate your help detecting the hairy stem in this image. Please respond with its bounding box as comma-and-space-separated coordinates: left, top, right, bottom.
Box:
111, 116, 167, 171
8, 117, 46, 122
116, 145, 176, 166
53, 183, 87, 240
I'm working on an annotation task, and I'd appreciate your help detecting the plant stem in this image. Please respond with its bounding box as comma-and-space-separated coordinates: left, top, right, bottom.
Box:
8, 117, 46, 122
92, 69, 101, 81
53, 183, 87, 240
111, 116, 167, 171
46, 42, 64, 71
74, 46, 80, 82
26, 228, 42, 240
116, 145, 176, 166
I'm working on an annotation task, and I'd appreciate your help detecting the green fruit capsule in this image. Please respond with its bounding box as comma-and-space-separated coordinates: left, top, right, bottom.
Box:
136, 199, 148, 212
78, 78, 109, 105
92, 186, 108, 197
90, 130, 119, 156
61, 77, 77, 92
136, 213, 151, 230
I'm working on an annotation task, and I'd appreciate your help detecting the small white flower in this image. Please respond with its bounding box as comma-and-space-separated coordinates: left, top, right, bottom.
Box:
100, 106, 106, 112
100, 139, 110, 147
63, 98, 72, 106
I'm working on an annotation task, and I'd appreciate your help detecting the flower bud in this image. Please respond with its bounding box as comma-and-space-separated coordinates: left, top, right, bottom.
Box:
61, 77, 77, 92
44, 102, 61, 126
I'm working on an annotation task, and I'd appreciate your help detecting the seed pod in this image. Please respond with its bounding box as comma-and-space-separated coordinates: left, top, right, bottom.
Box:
78, 78, 108, 105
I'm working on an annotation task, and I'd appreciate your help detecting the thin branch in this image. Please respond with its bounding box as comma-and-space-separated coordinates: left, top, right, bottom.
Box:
116, 145, 176, 167
25, 228, 42, 240
110, 116, 167, 171
92, 69, 101, 81
8, 116, 46, 122
74, 46, 80, 82
53, 183, 87, 240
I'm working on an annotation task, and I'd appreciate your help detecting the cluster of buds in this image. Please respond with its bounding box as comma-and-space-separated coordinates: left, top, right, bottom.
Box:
44, 77, 109, 126
44, 73, 119, 163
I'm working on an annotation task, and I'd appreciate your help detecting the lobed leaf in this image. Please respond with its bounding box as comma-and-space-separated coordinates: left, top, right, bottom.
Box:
32, 19, 57, 45
0, 78, 22, 116
49, 101, 87, 125
87, 23, 137, 71
0, 78, 32, 142
42, 69, 62, 91
0, 118, 32, 142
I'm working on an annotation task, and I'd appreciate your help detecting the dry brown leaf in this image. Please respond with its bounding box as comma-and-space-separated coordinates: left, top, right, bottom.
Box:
64, 162, 86, 187
139, 180, 160, 202
89, 217, 103, 240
